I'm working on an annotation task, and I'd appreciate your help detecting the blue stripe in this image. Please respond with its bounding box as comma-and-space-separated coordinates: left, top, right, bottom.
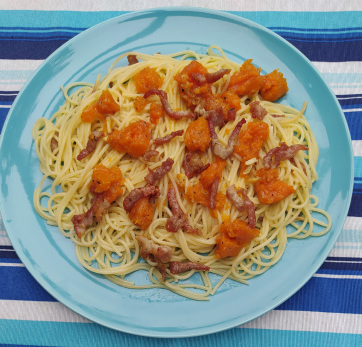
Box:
277, 277, 362, 314
0, 321, 361, 347
344, 111, 362, 141
1, 264, 360, 314
0, 267, 55, 301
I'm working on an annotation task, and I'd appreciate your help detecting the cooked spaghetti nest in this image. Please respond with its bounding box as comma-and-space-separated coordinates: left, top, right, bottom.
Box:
32, 46, 331, 300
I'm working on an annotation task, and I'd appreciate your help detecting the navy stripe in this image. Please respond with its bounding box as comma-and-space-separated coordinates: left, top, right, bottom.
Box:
0, 245, 14, 250
319, 262, 362, 271
0, 267, 55, 301
0, 107, 9, 133
0, 39, 69, 59
269, 27, 362, 33
348, 193, 362, 217
338, 98, 362, 106
0, 251, 19, 259
337, 94, 362, 98
277, 276, 362, 314
327, 257, 362, 262
0, 33, 361, 61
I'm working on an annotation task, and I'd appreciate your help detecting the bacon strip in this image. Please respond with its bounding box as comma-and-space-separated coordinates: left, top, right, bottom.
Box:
249, 101, 267, 120
208, 118, 246, 160
77, 131, 103, 161
182, 152, 210, 178
226, 185, 256, 228
264, 142, 308, 169
166, 186, 199, 234
127, 54, 139, 65
142, 150, 159, 161
153, 130, 184, 148
169, 261, 210, 274
144, 89, 194, 120
205, 69, 231, 84
136, 235, 173, 280
72, 196, 111, 238
195, 106, 225, 128
209, 178, 219, 209
191, 68, 230, 85
145, 158, 174, 185
123, 184, 160, 212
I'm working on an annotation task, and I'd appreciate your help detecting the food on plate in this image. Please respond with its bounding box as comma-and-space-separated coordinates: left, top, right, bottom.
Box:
32, 46, 331, 300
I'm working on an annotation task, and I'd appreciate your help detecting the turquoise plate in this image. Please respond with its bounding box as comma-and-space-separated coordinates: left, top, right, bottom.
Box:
0, 8, 353, 337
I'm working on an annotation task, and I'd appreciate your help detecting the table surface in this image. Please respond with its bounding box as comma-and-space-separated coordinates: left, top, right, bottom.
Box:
0, 1, 361, 346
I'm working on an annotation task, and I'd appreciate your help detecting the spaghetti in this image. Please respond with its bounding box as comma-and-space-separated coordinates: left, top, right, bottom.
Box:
32, 46, 331, 300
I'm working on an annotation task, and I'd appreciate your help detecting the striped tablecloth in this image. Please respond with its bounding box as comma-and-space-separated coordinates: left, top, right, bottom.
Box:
0, 1, 361, 346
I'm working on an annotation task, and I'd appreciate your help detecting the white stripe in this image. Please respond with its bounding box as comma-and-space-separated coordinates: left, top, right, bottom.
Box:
343, 108, 362, 113
0, 79, 27, 83
0, 84, 25, 91
325, 260, 362, 263
335, 242, 362, 247
241, 310, 362, 334
0, 105, 11, 109
352, 141, 362, 157
331, 88, 362, 95
313, 62, 362, 74
0, 300, 89, 323
329, 247, 362, 258
313, 273, 362, 280
0, 263, 24, 267
2, 0, 361, 12
344, 217, 362, 231
0, 59, 43, 71
0, 238, 12, 247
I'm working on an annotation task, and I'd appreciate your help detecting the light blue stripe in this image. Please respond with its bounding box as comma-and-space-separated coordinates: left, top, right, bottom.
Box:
354, 156, 362, 177
0, 10, 361, 30
0, 321, 361, 347
322, 73, 362, 85
338, 229, 362, 243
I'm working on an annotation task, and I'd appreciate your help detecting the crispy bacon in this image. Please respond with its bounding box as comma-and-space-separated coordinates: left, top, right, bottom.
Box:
209, 177, 219, 209
153, 130, 184, 147
240, 189, 256, 228
208, 118, 246, 160
166, 186, 199, 234
144, 89, 195, 120
77, 131, 103, 161
264, 142, 308, 169
142, 150, 159, 161
226, 185, 256, 228
136, 235, 173, 280
127, 54, 139, 65
72, 196, 111, 238
182, 152, 210, 178
226, 108, 237, 121
190, 68, 230, 85
145, 158, 174, 185
194, 105, 225, 128
249, 101, 267, 120
123, 184, 160, 212
169, 261, 210, 274
205, 69, 231, 83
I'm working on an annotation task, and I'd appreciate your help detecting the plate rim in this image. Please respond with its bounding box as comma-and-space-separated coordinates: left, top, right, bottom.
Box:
0, 6, 354, 338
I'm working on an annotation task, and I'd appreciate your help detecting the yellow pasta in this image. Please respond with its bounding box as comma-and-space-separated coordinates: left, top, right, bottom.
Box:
32, 46, 331, 300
